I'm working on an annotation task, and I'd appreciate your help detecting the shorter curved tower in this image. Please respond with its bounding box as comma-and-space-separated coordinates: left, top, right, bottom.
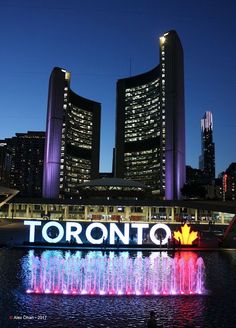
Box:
43, 67, 101, 199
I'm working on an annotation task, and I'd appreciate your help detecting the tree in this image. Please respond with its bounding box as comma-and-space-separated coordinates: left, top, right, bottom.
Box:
181, 183, 207, 199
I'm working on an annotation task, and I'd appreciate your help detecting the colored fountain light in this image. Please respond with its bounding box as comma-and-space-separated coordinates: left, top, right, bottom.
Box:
26, 251, 205, 296
174, 223, 198, 245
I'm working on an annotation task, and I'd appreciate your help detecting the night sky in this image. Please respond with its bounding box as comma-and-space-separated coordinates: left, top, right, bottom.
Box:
1, 0, 236, 175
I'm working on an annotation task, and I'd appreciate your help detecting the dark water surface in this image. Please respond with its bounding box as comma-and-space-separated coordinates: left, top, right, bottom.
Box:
1, 249, 236, 328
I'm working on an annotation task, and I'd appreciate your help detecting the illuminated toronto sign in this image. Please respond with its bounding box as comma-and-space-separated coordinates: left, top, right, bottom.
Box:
24, 221, 172, 246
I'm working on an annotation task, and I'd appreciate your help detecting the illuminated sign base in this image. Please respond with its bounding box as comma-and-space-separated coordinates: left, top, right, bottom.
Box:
26, 288, 202, 296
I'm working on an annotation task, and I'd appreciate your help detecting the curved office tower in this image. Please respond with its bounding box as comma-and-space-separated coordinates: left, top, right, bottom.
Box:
43, 67, 101, 199
115, 31, 185, 200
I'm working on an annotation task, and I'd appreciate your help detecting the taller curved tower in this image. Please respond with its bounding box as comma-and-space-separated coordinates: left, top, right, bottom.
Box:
43, 67, 101, 199
115, 31, 185, 199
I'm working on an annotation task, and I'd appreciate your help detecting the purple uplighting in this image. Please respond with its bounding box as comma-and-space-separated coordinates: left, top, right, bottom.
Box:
43, 68, 66, 199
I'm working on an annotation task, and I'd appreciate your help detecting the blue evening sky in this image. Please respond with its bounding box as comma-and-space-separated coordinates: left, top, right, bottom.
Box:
0, 0, 236, 175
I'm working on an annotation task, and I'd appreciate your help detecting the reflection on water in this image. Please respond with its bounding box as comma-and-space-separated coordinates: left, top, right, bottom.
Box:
24, 250, 205, 296
2, 249, 236, 327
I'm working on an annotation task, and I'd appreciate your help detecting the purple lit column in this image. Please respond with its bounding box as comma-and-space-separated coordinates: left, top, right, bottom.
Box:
160, 31, 185, 200
43, 68, 68, 199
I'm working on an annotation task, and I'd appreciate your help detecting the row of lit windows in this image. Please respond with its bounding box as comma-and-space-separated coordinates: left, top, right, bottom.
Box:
67, 114, 92, 129
125, 100, 159, 113
125, 159, 160, 166
125, 108, 160, 124
124, 172, 162, 188
125, 153, 160, 161
66, 156, 91, 165
125, 87, 159, 97
63, 104, 94, 151
125, 80, 159, 95
125, 95, 159, 111
125, 81, 159, 111
125, 103, 159, 116
62, 174, 90, 185
65, 157, 91, 168
124, 146, 166, 188
63, 166, 90, 174
66, 136, 92, 149
125, 160, 162, 170
68, 112, 93, 127
67, 127, 92, 139
64, 166, 91, 174
66, 128, 92, 148
124, 79, 161, 142
66, 133, 92, 146
71, 105, 93, 118
124, 115, 160, 141
125, 111, 161, 127
126, 169, 156, 175
68, 117, 93, 131
124, 135, 159, 143
125, 79, 159, 93
125, 113, 160, 125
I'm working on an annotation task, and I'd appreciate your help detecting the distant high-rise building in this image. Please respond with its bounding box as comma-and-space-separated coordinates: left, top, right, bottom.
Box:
114, 30, 185, 200
199, 111, 215, 180
222, 163, 236, 201
1, 132, 45, 196
0, 140, 8, 186
43, 67, 101, 199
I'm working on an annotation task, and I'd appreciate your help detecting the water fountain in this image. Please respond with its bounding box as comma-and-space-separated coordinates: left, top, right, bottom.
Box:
26, 251, 205, 296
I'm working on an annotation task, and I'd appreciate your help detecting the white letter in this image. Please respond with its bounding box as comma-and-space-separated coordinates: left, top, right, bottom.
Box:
131, 223, 149, 245
24, 220, 42, 242
149, 223, 171, 245
66, 222, 83, 244
42, 221, 64, 243
86, 223, 108, 244
110, 223, 130, 245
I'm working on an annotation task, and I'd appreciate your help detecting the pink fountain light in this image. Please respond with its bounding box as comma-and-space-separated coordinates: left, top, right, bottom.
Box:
26, 252, 205, 296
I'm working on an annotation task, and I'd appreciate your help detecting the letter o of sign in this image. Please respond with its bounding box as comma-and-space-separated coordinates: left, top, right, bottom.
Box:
149, 223, 171, 245
86, 223, 108, 244
42, 222, 64, 243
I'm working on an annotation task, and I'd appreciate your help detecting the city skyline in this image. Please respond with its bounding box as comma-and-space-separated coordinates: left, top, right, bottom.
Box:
1, 0, 236, 175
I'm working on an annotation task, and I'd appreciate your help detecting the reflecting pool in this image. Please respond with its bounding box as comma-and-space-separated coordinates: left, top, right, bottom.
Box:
1, 249, 236, 327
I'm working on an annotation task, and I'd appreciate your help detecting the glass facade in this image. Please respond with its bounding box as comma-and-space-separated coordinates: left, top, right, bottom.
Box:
116, 75, 165, 193
60, 105, 94, 194
123, 79, 163, 191
124, 79, 160, 142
